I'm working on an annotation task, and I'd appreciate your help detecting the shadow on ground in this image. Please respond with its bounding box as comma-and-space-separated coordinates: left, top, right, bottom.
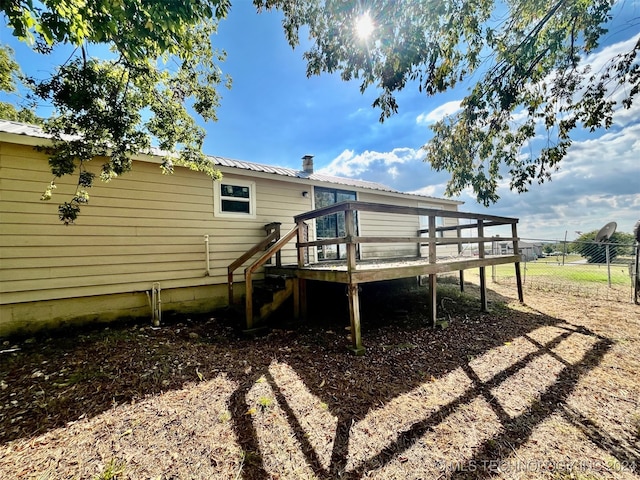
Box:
0, 279, 635, 479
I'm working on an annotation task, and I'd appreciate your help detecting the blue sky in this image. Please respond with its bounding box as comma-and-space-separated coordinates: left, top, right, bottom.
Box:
2, 2, 639, 241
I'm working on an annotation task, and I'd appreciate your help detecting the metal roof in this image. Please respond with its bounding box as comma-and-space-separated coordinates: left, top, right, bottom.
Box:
0, 120, 51, 138
209, 155, 397, 193
0, 120, 459, 202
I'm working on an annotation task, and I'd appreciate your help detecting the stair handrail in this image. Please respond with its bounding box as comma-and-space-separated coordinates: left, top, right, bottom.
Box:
244, 224, 301, 329
228, 223, 281, 305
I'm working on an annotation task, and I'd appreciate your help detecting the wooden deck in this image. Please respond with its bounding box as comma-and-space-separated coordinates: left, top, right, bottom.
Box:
267, 255, 521, 284
228, 201, 524, 355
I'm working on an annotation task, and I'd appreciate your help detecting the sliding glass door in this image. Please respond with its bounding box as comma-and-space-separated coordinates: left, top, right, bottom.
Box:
314, 187, 358, 260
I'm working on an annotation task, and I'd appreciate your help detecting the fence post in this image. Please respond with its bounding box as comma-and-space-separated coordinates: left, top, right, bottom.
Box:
634, 243, 639, 304
605, 243, 612, 288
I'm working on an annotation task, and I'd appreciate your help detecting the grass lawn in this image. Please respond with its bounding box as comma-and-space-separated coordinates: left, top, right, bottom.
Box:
491, 260, 632, 286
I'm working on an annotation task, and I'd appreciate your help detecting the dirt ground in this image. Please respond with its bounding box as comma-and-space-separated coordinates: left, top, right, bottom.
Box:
0, 279, 639, 479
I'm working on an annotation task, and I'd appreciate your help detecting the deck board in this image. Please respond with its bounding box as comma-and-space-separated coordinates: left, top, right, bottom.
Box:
266, 254, 521, 284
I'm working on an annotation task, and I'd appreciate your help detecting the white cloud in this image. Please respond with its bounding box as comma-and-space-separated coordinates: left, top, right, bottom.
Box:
322, 114, 639, 240
416, 35, 639, 135
479, 120, 640, 239
316, 35, 640, 241
409, 184, 443, 197
319, 147, 423, 177
416, 100, 462, 125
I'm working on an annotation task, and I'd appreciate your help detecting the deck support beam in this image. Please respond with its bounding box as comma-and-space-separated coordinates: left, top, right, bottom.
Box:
428, 215, 438, 326
428, 274, 437, 328
512, 223, 524, 303
478, 220, 488, 312
293, 278, 307, 320
457, 226, 465, 292
345, 209, 364, 354
479, 267, 488, 312
245, 273, 254, 330
294, 221, 309, 320
347, 283, 364, 355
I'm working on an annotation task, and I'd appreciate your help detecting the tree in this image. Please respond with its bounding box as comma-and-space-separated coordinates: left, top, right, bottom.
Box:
256, 0, 639, 205
1, 0, 231, 223
573, 230, 635, 263
0, 45, 42, 124
4, 1, 638, 222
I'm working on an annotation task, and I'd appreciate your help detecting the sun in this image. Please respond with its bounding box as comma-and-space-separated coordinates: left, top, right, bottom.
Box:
355, 12, 375, 40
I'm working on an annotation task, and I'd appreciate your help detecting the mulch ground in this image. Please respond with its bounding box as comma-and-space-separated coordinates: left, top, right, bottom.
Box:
0, 279, 639, 479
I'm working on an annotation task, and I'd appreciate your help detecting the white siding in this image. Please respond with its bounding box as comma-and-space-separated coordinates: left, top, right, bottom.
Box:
356, 192, 459, 259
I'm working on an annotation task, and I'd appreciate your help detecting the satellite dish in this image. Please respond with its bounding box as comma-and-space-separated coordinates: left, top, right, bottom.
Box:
595, 221, 617, 243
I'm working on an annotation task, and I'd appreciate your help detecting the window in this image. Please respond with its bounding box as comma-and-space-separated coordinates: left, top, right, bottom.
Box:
314, 187, 358, 260
214, 179, 256, 218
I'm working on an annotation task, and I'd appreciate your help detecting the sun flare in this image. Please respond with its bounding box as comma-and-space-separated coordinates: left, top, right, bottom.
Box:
355, 12, 375, 40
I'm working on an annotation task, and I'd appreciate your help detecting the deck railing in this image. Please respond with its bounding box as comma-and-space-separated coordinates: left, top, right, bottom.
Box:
227, 202, 524, 335
243, 224, 303, 327
226, 222, 309, 329
294, 200, 521, 264
227, 222, 281, 306
295, 201, 524, 313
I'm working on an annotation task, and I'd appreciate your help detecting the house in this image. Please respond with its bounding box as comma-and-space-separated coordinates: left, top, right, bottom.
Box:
498, 241, 542, 261
0, 120, 464, 337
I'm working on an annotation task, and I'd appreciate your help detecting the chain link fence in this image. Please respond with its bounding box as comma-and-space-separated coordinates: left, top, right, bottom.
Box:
489, 238, 639, 303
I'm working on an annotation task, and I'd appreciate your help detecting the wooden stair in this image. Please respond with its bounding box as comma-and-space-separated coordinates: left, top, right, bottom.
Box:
244, 276, 294, 332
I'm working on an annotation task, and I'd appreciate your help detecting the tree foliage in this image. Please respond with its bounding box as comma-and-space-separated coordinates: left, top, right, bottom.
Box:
256, 0, 640, 205
1, 0, 231, 223
573, 230, 635, 263
0, 45, 42, 124
3, 1, 638, 222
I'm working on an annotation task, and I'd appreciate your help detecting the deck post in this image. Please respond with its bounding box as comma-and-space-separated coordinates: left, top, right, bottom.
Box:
428, 215, 438, 326
293, 280, 300, 320
478, 219, 488, 312
345, 208, 364, 354
347, 283, 364, 355
272, 223, 282, 267
245, 270, 254, 330
294, 221, 307, 319
297, 221, 306, 268
428, 215, 437, 262
228, 270, 234, 305
457, 226, 464, 292
428, 274, 437, 327
512, 222, 524, 303
292, 278, 307, 321
345, 209, 357, 272
299, 279, 307, 320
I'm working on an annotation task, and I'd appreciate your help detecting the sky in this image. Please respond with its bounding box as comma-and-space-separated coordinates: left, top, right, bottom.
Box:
2, 2, 639, 242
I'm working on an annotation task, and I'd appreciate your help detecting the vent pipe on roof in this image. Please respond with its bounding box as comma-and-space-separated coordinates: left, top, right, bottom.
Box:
302, 154, 314, 174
